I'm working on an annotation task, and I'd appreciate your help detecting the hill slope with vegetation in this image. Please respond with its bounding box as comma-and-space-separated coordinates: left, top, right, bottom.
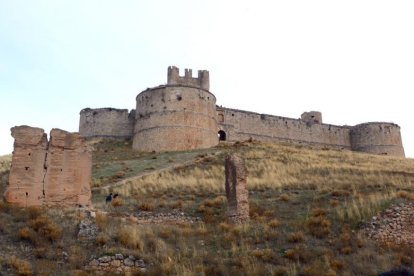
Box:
1, 140, 414, 275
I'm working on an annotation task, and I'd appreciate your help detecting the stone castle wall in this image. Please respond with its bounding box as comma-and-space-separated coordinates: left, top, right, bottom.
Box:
217, 107, 352, 149
78, 66, 405, 157
132, 85, 218, 152
79, 108, 135, 140
4, 126, 92, 207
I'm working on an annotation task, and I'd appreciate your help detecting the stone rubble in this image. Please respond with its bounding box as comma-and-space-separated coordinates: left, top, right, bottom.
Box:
133, 210, 201, 224
77, 218, 99, 240
364, 202, 414, 246
85, 254, 147, 274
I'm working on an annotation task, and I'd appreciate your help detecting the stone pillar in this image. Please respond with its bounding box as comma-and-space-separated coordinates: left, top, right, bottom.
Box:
44, 129, 92, 207
4, 126, 48, 207
225, 154, 249, 223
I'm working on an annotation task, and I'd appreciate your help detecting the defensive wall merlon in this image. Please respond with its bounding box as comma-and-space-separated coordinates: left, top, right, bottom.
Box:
78, 66, 405, 157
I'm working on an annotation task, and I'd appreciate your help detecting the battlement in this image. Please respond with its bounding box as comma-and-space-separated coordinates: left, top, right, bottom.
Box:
167, 66, 210, 90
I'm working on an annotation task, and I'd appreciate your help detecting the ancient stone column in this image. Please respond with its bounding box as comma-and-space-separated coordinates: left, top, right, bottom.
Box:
44, 129, 92, 207
4, 126, 48, 207
225, 154, 249, 223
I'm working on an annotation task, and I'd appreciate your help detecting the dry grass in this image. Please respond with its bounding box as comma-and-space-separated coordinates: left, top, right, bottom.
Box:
117, 225, 144, 250
1, 141, 414, 275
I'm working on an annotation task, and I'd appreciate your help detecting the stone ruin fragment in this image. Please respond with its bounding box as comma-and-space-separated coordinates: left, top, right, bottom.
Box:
4, 126, 92, 207
225, 154, 250, 223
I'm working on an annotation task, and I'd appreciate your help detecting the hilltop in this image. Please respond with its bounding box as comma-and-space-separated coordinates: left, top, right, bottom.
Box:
0, 140, 414, 275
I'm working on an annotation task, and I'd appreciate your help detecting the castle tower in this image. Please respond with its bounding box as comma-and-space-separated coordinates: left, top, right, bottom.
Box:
350, 122, 405, 157
132, 66, 218, 152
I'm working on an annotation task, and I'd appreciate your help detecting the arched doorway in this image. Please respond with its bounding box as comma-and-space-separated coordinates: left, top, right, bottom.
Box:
218, 130, 226, 141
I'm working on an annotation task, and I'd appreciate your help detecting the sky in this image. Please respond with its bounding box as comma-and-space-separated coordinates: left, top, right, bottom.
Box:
0, 0, 413, 157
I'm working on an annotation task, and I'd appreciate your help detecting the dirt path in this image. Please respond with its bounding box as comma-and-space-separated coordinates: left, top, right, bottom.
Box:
92, 159, 197, 192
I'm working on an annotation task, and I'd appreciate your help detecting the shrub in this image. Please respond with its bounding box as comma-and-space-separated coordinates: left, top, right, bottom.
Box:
287, 231, 305, 243
117, 226, 143, 250
111, 197, 123, 207
279, 193, 290, 202
268, 218, 280, 228
96, 232, 110, 246
7, 256, 33, 276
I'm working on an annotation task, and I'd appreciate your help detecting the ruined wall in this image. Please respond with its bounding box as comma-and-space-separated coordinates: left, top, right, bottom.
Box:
79, 108, 135, 140
4, 126, 48, 206
44, 129, 92, 207
217, 107, 352, 149
167, 66, 210, 90
350, 123, 405, 157
133, 85, 218, 152
4, 126, 92, 207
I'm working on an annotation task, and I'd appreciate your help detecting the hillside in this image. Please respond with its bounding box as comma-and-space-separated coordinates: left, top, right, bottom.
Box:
1, 140, 414, 275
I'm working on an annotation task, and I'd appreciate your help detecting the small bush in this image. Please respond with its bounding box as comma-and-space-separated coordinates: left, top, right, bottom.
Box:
95, 212, 108, 229
279, 193, 290, 202
28, 215, 62, 242
117, 226, 143, 250
8, 256, 33, 276
287, 231, 305, 243
111, 197, 123, 207
139, 202, 155, 211
268, 218, 280, 228
251, 248, 277, 263
18, 227, 32, 240
96, 232, 110, 246
397, 191, 414, 200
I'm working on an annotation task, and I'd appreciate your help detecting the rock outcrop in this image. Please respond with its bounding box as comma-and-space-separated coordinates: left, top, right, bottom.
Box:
4, 126, 92, 207
225, 154, 250, 223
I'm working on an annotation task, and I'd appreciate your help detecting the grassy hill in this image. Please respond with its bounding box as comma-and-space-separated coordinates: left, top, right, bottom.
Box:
1, 140, 414, 275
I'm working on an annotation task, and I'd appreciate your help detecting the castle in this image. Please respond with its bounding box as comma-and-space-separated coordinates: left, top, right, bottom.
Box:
79, 66, 405, 157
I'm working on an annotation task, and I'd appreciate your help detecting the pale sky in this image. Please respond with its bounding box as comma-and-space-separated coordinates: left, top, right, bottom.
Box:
1, 0, 413, 157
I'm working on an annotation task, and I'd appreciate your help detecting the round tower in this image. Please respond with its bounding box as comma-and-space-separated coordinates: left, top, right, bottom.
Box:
132, 66, 218, 152
350, 122, 405, 157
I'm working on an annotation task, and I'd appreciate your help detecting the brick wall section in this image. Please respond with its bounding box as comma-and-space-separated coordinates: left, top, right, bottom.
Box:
133, 85, 218, 152
4, 126, 92, 207
79, 108, 135, 140
225, 154, 250, 223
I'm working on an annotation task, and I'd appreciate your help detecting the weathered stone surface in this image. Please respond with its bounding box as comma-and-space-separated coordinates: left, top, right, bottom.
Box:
225, 154, 249, 223
4, 126, 92, 208
78, 66, 405, 157
44, 129, 92, 207
4, 126, 47, 206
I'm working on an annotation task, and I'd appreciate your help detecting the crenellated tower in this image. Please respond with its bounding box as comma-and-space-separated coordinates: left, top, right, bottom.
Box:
133, 66, 217, 152
167, 66, 210, 90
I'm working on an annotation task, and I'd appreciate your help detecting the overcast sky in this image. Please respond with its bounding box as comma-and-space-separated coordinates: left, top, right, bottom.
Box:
1, 0, 413, 157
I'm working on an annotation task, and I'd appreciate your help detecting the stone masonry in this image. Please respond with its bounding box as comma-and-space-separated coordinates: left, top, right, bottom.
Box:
79, 66, 405, 157
225, 154, 250, 223
4, 126, 92, 207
